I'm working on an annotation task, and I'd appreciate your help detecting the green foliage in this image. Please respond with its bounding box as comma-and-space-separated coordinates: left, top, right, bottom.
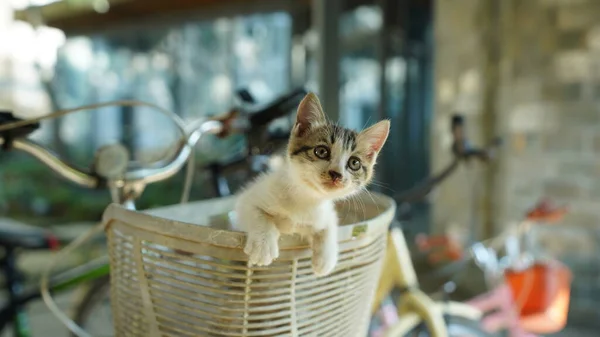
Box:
0, 156, 210, 226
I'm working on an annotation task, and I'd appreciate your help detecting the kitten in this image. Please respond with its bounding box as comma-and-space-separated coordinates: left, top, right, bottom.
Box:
233, 93, 389, 276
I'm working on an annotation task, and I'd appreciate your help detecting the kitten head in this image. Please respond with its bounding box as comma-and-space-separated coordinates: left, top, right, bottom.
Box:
287, 93, 389, 200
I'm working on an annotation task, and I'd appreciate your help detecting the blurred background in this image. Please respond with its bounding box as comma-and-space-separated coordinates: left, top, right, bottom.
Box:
0, 0, 433, 224
1, 0, 600, 336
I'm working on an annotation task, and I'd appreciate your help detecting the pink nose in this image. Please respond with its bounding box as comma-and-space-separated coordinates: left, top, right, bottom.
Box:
328, 170, 342, 182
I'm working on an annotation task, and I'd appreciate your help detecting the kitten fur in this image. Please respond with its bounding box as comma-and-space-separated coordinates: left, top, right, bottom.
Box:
233, 93, 389, 276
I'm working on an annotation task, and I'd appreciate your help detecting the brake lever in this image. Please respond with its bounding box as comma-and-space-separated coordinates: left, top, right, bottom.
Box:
451, 114, 502, 162
0, 111, 40, 150
236, 89, 257, 105
525, 198, 568, 222
208, 110, 248, 139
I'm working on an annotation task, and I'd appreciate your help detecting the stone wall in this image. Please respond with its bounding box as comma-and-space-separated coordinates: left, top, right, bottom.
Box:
431, 0, 499, 241
434, 0, 600, 238
499, 0, 600, 231
434, 0, 600, 326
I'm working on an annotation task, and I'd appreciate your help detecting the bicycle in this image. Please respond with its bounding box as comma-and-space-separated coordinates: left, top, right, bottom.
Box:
0, 88, 306, 337
369, 114, 504, 337
3, 101, 506, 337
408, 199, 571, 337
379, 200, 571, 337
466, 199, 571, 337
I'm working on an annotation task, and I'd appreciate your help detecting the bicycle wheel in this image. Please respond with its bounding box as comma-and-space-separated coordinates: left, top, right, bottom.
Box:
401, 316, 499, 337
71, 275, 112, 337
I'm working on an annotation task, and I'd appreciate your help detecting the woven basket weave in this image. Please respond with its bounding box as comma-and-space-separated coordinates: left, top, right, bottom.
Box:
102, 192, 395, 337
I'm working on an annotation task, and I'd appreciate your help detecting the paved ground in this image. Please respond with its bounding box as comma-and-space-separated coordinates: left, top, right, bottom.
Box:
548, 328, 597, 337
2, 310, 595, 337
0, 222, 111, 337
0, 224, 596, 337
0, 293, 73, 337
0, 296, 597, 337
3, 295, 596, 337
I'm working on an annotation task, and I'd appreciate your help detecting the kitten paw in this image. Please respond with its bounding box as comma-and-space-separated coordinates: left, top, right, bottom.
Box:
244, 231, 279, 266
312, 246, 338, 276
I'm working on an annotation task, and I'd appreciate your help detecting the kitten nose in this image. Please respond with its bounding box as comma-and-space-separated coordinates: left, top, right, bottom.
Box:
328, 170, 342, 181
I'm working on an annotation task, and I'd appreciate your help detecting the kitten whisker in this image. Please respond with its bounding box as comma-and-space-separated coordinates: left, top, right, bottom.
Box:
370, 179, 392, 188
348, 196, 357, 223
368, 182, 395, 192
362, 187, 380, 214
359, 195, 367, 221
362, 116, 372, 130
340, 199, 351, 224
351, 194, 365, 223
351, 193, 367, 222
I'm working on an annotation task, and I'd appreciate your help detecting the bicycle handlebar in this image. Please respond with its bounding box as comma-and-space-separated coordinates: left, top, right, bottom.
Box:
124, 119, 224, 185
247, 88, 306, 127
0, 116, 226, 193
0, 137, 98, 188
0, 123, 223, 189
0, 89, 306, 190
395, 114, 502, 204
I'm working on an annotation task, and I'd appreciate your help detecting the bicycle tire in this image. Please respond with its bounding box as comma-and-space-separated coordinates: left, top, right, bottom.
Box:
71, 275, 112, 337
400, 316, 499, 337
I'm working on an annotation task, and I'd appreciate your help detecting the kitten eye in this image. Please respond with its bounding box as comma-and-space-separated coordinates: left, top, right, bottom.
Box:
313, 145, 330, 159
348, 157, 362, 171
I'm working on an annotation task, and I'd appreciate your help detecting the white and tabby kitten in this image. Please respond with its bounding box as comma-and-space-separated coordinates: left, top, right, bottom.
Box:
233, 93, 389, 276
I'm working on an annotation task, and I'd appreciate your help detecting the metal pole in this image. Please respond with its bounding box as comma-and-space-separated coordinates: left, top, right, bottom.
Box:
376, 0, 390, 123
374, 0, 391, 191
312, 0, 341, 121
290, 7, 308, 89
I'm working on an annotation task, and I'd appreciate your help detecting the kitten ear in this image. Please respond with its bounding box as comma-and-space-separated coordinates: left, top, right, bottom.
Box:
295, 92, 327, 136
359, 120, 390, 159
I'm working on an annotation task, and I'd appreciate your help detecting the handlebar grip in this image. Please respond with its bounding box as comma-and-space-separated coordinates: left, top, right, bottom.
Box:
525, 199, 568, 222
0, 111, 40, 145
248, 88, 307, 127
451, 114, 464, 131
236, 89, 256, 104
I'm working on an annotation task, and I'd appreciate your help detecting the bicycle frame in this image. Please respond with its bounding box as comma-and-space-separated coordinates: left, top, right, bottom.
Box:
373, 228, 482, 337
467, 284, 535, 337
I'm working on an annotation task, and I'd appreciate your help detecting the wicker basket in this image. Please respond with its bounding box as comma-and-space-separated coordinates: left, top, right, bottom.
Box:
102, 192, 395, 337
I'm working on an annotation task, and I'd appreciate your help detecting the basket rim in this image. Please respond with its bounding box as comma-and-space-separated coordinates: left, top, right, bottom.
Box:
102, 192, 396, 249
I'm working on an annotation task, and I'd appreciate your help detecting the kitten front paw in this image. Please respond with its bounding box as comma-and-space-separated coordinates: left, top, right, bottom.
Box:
312, 244, 338, 276
244, 231, 280, 266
